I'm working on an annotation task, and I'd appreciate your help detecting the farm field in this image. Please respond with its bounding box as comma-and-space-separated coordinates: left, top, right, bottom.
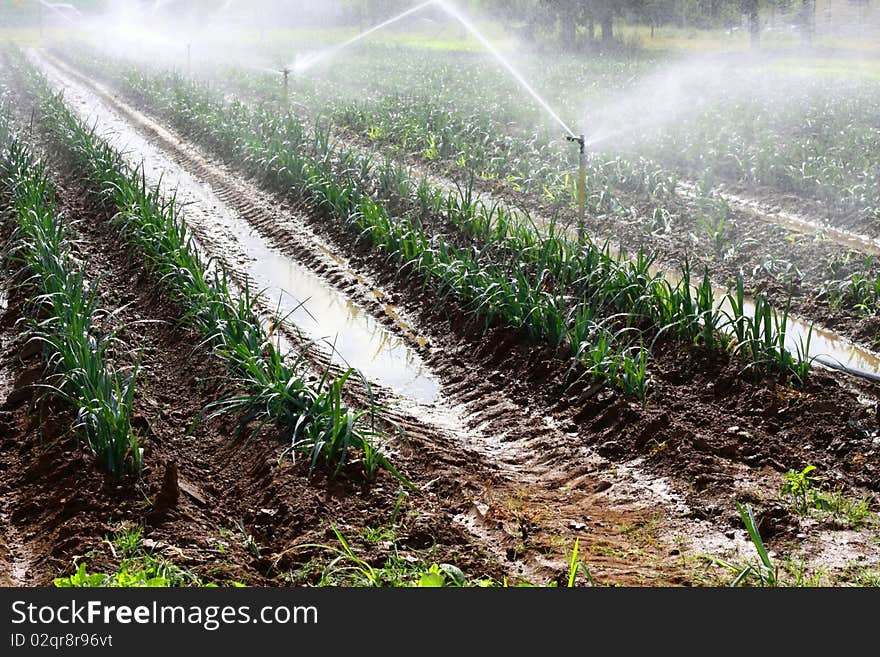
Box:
2, 2, 880, 589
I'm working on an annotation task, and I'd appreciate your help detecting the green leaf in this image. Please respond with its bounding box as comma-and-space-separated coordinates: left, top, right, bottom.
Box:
438, 563, 466, 587
418, 572, 446, 588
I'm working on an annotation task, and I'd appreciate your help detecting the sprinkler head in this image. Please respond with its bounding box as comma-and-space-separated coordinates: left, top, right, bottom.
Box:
566, 134, 585, 152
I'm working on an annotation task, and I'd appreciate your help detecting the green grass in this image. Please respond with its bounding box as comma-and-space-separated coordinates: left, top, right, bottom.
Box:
53, 526, 223, 588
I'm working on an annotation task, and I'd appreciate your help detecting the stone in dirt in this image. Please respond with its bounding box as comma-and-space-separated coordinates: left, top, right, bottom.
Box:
151, 461, 180, 514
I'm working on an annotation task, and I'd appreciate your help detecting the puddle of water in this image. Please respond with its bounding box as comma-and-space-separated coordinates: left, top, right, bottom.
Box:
33, 52, 440, 404
247, 239, 439, 402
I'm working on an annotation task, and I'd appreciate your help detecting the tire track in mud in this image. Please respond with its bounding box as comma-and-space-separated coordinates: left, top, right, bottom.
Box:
36, 51, 811, 585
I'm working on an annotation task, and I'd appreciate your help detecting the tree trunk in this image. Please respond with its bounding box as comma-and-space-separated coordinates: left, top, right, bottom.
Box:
601, 14, 613, 43
748, 0, 760, 48
588, 17, 595, 42
561, 15, 576, 49
801, 0, 815, 47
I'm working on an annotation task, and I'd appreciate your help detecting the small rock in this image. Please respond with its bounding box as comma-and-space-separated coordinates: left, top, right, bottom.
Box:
152, 461, 180, 514
593, 480, 613, 493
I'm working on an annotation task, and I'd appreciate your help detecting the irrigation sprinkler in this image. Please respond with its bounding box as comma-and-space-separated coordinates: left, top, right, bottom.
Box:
186, 42, 192, 75
282, 67, 290, 109
567, 134, 586, 241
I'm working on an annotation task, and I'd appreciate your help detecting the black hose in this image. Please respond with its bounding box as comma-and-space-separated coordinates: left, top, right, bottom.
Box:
814, 355, 880, 383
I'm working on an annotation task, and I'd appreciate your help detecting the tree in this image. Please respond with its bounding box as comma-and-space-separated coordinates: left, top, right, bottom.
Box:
741, 0, 760, 47
538, 0, 650, 47
800, 0, 815, 46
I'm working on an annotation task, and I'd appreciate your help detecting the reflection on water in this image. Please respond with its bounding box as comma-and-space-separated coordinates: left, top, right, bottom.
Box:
661, 255, 880, 377
713, 185, 880, 257
35, 53, 440, 403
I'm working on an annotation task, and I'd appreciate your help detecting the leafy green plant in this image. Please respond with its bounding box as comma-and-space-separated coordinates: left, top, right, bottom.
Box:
782, 465, 872, 528
0, 126, 141, 477
782, 465, 821, 515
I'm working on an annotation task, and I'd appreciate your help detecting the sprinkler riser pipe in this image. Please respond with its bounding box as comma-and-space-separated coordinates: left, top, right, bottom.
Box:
567, 134, 586, 240
577, 139, 586, 241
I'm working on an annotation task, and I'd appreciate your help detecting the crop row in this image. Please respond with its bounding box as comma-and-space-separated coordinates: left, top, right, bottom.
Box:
0, 100, 141, 476
9, 49, 396, 480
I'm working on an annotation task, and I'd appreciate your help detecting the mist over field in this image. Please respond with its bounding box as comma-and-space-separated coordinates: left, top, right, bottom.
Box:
2, 0, 880, 593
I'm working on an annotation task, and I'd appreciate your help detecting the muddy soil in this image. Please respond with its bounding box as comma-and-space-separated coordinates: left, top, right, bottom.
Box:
2, 50, 879, 587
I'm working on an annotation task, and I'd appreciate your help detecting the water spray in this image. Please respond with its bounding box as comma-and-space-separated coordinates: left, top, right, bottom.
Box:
186, 42, 192, 75
566, 134, 586, 241
291, 0, 436, 75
